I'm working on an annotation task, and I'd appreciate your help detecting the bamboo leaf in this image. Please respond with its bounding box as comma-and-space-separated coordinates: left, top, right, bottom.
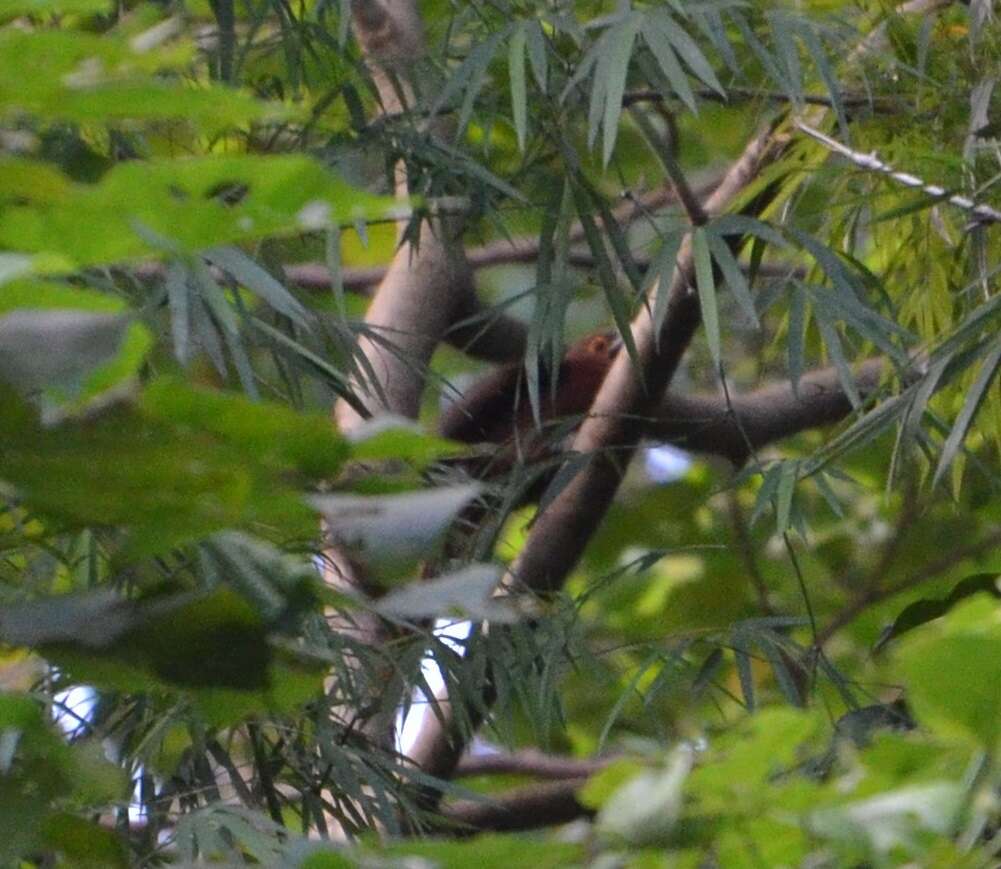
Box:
932, 334, 1001, 488
509, 24, 528, 152
693, 227, 720, 370
648, 9, 724, 95
775, 460, 798, 536
602, 14, 641, 167
787, 283, 806, 397
526, 19, 548, 90
204, 247, 311, 328
458, 31, 505, 138
707, 231, 758, 327
643, 25, 696, 112
815, 314, 860, 410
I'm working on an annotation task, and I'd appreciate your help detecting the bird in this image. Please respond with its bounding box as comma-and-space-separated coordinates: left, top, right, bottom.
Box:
438, 330, 621, 445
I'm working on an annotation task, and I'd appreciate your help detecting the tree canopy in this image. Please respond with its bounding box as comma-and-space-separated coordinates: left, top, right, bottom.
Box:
2, 0, 1001, 866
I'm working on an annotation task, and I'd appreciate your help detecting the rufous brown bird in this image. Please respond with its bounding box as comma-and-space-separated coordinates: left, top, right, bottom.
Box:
439, 330, 621, 444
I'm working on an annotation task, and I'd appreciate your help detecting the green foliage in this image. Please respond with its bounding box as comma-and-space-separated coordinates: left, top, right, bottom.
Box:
2, 0, 1001, 865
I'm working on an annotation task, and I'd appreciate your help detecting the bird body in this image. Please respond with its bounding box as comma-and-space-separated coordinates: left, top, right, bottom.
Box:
439, 331, 620, 444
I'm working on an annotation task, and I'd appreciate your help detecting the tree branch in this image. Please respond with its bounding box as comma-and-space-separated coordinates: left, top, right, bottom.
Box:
404, 123, 792, 788
455, 749, 611, 780
438, 777, 592, 834
651, 359, 887, 466
335, 0, 472, 428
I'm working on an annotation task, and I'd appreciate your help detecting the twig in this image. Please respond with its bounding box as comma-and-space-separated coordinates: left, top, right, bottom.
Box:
726, 488, 773, 615
622, 87, 894, 111
816, 526, 1001, 645
795, 121, 1001, 225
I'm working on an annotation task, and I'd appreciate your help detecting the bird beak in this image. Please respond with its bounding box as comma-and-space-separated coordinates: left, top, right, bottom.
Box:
606, 332, 624, 355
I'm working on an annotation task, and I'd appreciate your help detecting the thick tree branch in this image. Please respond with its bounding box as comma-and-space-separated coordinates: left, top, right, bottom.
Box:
401, 0, 955, 816
651, 359, 887, 466
404, 124, 791, 787
507, 122, 790, 595
438, 778, 592, 834
455, 749, 610, 780
335, 0, 473, 428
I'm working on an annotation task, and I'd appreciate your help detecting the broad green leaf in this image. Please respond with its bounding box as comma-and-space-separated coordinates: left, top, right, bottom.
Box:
0, 31, 269, 129
310, 484, 482, 585
346, 415, 463, 465
595, 745, 695, 846
0, 588, 272, 691
39, 813, 128, 868
896, 596, 1001, 748
0, 0, 110, 14
692, 227, 720, 369
0, 379, 346, 551
372, 836, 584, 869
0, 155, 398, 268
808, 783, 964, 857
0, 280, 152, 401
376, 564, 512, 621
875, 574, 1001, 651
141, 378, 349, 479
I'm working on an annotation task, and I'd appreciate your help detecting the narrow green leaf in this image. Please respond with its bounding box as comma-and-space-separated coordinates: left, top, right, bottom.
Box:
707, 231, 758, 327
932, 334, 1001, 488
204, 246, 311, 328
602, 14, 641, 167
814, 471, 844, 518
458, 31, 505, 138
648, 232, 683, 347
732, 632, 755, 711
798, 22, 847, 139
768, 14, 802, 105
509, 24, 529, 151
571, 182, 640, 367
775, 460, 797, 536
692, 227, 720, 370
643, 26, 696, 112
787, 283, 806, 396
815, 315, 860, 410
165, 261, 191, 365
526, 19, 548, 90
876, 573, 1001, 652
649, 9, 724, 94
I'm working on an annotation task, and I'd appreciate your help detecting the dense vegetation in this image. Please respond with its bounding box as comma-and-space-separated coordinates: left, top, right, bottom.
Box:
2, 0, 1001, 865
